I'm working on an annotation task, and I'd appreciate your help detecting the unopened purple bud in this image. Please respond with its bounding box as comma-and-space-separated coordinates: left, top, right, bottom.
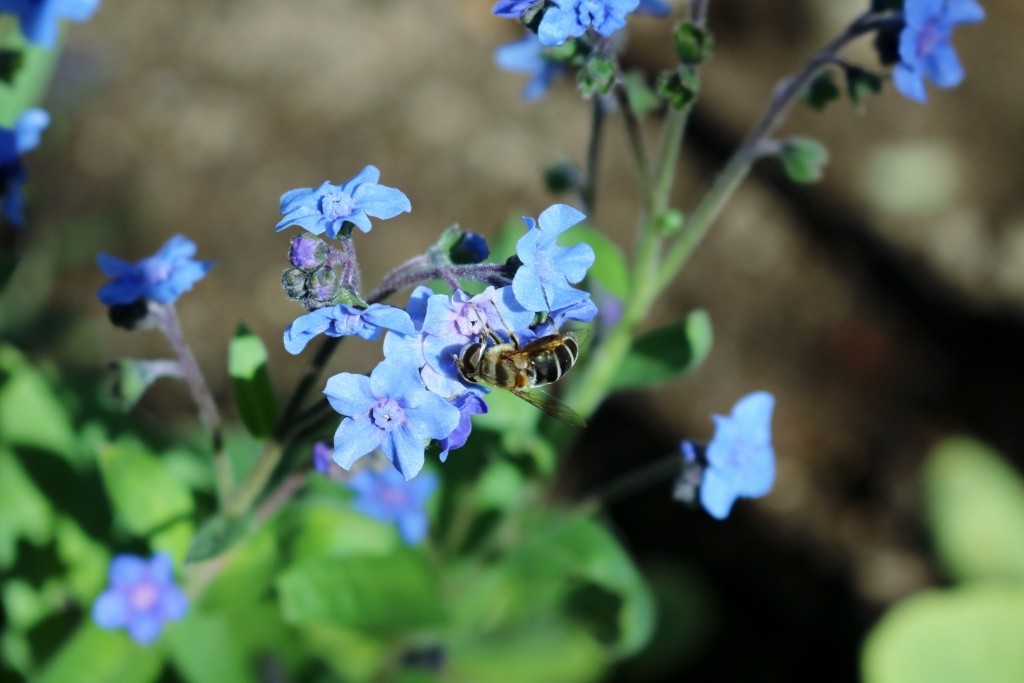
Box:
308, 266, 339, 306
289, 234, 328, 269
451, 232, 490, 265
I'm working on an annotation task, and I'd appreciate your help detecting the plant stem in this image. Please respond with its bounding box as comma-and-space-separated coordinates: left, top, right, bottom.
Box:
580, 96, 606, 216
576, 452, 682, 513
149, 302, 233, 507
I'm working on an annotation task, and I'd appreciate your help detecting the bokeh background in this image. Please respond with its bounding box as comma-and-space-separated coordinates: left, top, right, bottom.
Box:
3, 0, 1020, 680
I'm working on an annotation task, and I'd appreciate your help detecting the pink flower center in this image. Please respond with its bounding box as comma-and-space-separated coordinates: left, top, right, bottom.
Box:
129, 581, 160, 611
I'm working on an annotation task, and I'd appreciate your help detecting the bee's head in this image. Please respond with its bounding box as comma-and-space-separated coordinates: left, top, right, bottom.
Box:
454, 342, 484, 383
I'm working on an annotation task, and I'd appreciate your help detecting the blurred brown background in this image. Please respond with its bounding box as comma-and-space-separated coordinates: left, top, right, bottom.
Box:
4, 0, 1020, 679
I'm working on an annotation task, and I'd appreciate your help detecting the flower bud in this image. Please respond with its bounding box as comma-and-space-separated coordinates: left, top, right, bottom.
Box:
450, 232, 490, 265
307, 265, 340, 307
281, 267, 309, 301
107, 298, 151, 330
289, 234, 328, 270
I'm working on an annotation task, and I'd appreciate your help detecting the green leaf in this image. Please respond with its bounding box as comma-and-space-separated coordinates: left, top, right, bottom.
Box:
97, 440, 194, 559
0, 346, 78, 459
610, 310, 713, 392
0, 447, 53, 568
185, 514, 252, 564
110, 359, 182, 412
277, 552, 445, 635
780, 136, 829, 184
164, 612, 251, 683
0, 252, 17, 293
506, 514, 655, 658
228, 322, 277, 438
561, 225, 630, 300
0, 42, 59, 126
862, 585, 1024, 683
845, 65, 883, 108
623, 71, 659, 117
34, 624, 165, 683
451, 625, 605, 683
922, 437, 1024, 583
290, 493, 399, 560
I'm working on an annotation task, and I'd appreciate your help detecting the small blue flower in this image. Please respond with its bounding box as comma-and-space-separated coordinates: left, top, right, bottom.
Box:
312, 440, 333, 474
324, 358, 461, 479
347, 467, 439, 545
537, 0, 641, 47
492, 0, 539, 18
91, 553, 188, 644
276, 165, 411, 238
494, 33, 568, 102
1, 108, 50, 226
283, 303, 415, 354
698, 391, 776, 520
97, 235, 214, 306
893, 0, 985, 102
0, 0, 101, 49
439, 390, 488, 462
512, 204, 595, 313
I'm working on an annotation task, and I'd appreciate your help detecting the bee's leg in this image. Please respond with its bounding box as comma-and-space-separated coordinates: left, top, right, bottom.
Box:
482, 325, 504, 345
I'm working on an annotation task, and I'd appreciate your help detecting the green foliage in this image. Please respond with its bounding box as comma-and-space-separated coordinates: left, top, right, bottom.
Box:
561, 224, 630, 300
780, 136, 829, 184
185, 514, 252, 564
610, 310, 713, 392
228, 322, 278, 437
0, 345, 78, 460
0, 41, 58, 126
577, 56, 616, 98
0, 49, 23, 84
34, 625, 165, 683
0, 252, 17, 292
0, 448, 53, 567
845, 66, 883, 108
623, 71, 659, 117
862, 585, 1024, 683
923, 437, 1024, 582
164, 612, 252, 683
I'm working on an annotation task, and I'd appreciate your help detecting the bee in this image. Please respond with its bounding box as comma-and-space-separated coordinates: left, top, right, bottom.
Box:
454, 328, 587, 428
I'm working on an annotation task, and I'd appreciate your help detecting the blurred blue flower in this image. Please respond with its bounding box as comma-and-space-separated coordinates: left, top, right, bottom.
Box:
492, 0, 538, 18
0, 0, 101, 49
347, 467, 438, 545
513, 204, 595, 314
1, 108, 50, 226
636, 0, 671, 17
276, 165, 411, 238
97, 235, 213, 305
537, 0, 641, 47
283, 303, 415, 354
439, 390, 488, 462
91, 553, 188, 644
893, 0, 985, 102
312, 440, 333, 474
698, 391, 776, 520
494, 33, 567, 101
324, 358, 461, 479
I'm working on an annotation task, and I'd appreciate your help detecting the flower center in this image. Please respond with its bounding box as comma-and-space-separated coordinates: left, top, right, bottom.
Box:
129, 581, 160, 611
371, 398, 405, 432
577, 0, 607, 26
322, 190, 356, 221
916, 21, 941, 58
454, 305, 486, 337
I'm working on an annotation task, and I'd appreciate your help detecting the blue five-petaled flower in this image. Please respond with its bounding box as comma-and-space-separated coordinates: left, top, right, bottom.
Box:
696, 391, 776, 520
276, 165, 411, 239
513, 204, 595, 313
536, 0, 642, 47
0, 0, 101, 49
893, 0, 985, 103
283, 303, 415, 354
347, 467, 439, 545
96, 235, 214, 306
91, 553, 188, 644
325, 358, 461, 479
1, 108, 50, 226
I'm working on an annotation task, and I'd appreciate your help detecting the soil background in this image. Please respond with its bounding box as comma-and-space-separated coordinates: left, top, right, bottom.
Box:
5, 1, 1023, 680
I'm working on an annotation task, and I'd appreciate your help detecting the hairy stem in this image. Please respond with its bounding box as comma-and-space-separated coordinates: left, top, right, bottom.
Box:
580, 96, 607, 216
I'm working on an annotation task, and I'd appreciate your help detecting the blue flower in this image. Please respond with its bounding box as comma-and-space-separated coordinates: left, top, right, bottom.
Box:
494, 33, 567, 102
91, 553, 188, 644
347, 467, 438, 545
439, 391, 488, 462
698, 391, 776, 520
283, 303, 415, 354
512, 204, 595, 313
324, 358, 461, 479
97, 235, 214, 305
636, 0, 671, 17
492, 0, 539, 18
276, 165, 411, 238
1, 108, 50, 226
0, 0, 101, 49
537, 0, 641, 47
893, 0, 985, 102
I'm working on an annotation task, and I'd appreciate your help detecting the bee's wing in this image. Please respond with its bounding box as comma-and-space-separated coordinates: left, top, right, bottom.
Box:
512, 388, 587, 428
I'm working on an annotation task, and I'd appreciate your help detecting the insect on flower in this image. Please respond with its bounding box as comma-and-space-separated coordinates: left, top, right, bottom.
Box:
454, 324, 587, 428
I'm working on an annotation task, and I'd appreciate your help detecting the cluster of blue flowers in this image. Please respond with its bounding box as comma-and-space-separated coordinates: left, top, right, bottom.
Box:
91, 553, 188, 644
277, 166, 597, 480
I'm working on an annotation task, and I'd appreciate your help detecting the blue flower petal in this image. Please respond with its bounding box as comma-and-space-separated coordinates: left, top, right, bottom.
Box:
397, 511, 429, 544
351, 183, 412, 220
332, 416, 385, 469
893, 64, 928, 102
128, 614, 164, 645
324, 372, 376, 418
91, 590, 129, 628
109, 554, 147, 585
699, 466, 740, 520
